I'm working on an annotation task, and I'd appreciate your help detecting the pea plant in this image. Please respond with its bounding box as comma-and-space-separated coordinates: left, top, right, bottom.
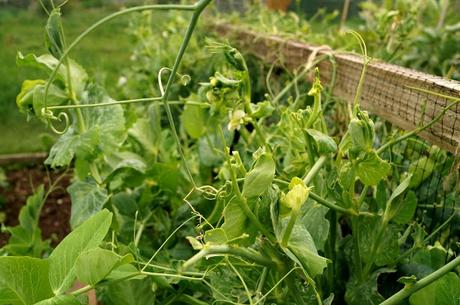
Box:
1, 0, 460, 305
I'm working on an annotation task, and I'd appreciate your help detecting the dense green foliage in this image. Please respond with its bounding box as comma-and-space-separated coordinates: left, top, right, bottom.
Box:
1, 1, 459, 305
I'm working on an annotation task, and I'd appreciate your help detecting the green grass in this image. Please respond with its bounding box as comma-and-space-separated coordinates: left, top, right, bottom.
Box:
0, 5, 134, 154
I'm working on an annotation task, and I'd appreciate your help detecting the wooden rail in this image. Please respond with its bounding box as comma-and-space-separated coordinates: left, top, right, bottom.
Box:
0, 153, 47, 166
215, 24, 460, 154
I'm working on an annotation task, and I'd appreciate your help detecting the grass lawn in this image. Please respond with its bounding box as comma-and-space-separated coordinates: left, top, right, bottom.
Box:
0, 5, 134, 154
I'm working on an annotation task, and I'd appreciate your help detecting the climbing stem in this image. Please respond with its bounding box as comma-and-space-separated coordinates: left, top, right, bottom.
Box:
281, 208, 300, 247
183, 245, 276, 269
380, 255, 460, 305
218, 127, 276, 243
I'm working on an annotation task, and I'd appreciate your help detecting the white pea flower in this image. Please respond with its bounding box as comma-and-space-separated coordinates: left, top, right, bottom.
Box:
227, 110, 246, 131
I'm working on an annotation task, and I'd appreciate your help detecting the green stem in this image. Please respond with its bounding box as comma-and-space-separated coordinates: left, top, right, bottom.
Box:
44, 2, 197, 107
351, 217, 364, 280
377, 101, 458, 155
309, 192, 358, 215
271, 55, 328, 106
303, 155, 327, 185
47, 99, 209, 110
326, 210, 337, 293
218, 127, 276, 242
281, 208, 300, 247
363, 219, 386, 277
255, 267, 269, 303
379, 256, 460, 305
183, 245, 275, 269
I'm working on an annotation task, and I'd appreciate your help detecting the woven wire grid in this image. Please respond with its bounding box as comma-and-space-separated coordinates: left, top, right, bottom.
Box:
215, 24, 460, 246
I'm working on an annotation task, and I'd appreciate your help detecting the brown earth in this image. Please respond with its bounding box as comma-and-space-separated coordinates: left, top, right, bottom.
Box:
0, 164, 72, 247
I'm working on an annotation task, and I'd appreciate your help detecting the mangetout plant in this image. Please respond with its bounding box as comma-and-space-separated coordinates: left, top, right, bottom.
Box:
1, 0, 460, 305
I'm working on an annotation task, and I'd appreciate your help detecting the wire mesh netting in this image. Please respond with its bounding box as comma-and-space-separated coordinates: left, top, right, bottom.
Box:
214, 23, 460, 246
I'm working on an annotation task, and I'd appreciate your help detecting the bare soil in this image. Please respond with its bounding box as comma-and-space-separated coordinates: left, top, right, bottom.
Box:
0, 164, 72, 247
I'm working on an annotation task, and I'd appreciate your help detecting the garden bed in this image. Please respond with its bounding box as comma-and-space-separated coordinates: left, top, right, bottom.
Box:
0, 161, 71, 247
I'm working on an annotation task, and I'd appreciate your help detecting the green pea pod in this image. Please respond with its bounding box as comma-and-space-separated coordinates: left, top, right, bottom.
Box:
46, 9, 65, 59
349, 117, 367, 151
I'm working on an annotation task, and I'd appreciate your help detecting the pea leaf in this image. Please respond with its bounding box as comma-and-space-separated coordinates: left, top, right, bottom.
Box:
46, 85, 125, 168
305, 129, 337, 154
358, 216, 399, 266
221, 197, 257, 245
0, 257, 53, 305
345, 269, 392, 305
409, 272, 460, 305
301, 200, 330, 251
181, 101, 206, 139
385, 174, 414, 223
48, 209, 112, 295
355, 151, 391, 186
16, 80, 67, 118
45, 126, 99, 168
391, 191, 417, 224
408, 156, 436, 188
242, 153, 275, 198
34, 295, 82, 305
32, 83, 68, 121
75, 248, 133, 286
280, 219, 329, 277
2, 185, 47, 257
16, 52, 88, 96
67, 178, 109, 229
104, 279, 156, 305
204, 228, 228, 245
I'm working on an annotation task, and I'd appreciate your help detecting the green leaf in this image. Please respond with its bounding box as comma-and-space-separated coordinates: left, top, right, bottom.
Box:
251, 101, 275, 119
16, 80, 68, 119
45, 9, 65, 59
358, 216, 399, 266
204, 228, 228, 245
16, 80, 44, 114
16, 53, 88, 97
301, 200, 330, 251
279, 218, 328, 277
34, 295, 82, 305
392, 191, 417, 224
221, 197, 257, 245
242, 153, 276, 198
67, 178, 109, 229
104, 279, 155, 305
409, 272, 460, 305
48, 209, 112, 295
0, 257, 53, 305
128, 118, 157, 155
75, 248, 133, 286
17, 53, 65, 77
305, 129, 337, 154
408, 156, 436, 188
106, 264, 144, 281
388, 174, 412, 207
385, 175, 415, 223
339, 161, 356, 191
45, 126, 99, 168
3, 186, 47, 257
355, 151, 391, 186
283, 218, 329, 277
345, 269, 391, 305
181, 102, 206, 139
45, 85, 125, 168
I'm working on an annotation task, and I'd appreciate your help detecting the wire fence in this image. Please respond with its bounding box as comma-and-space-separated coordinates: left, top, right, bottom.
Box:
214, 23, 460, 244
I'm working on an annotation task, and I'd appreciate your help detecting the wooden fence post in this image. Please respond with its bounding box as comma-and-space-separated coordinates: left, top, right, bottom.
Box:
267, 0, 292, 11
